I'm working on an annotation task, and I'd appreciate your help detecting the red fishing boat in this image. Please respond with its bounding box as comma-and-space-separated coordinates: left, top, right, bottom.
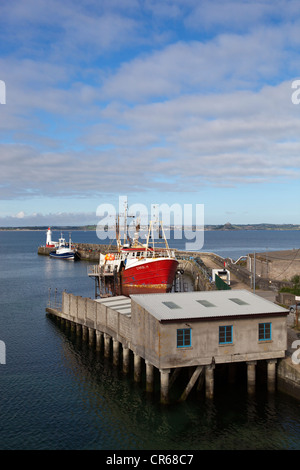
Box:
89, 217, 179, 297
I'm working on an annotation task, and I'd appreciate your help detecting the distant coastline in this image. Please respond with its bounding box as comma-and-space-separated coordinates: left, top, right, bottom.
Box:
1, 223, 300, 231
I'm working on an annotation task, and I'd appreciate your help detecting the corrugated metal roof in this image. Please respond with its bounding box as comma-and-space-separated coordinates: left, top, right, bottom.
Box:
95, 296, 131, 316
130, 290, 288, 322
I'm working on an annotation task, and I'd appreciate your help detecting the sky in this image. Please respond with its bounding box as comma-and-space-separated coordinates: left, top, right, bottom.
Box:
1, 0, 300, 227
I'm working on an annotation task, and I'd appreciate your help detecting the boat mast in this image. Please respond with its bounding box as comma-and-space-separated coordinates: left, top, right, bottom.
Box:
116, 214, 121, 252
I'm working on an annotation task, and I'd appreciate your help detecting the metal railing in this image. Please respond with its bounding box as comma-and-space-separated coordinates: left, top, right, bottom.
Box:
47, 287, 62, 310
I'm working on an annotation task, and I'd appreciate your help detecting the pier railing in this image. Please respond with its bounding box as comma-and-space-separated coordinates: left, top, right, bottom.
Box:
47, 288, 62, 310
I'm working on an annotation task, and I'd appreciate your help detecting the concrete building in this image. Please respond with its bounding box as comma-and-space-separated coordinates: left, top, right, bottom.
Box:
130, 290, 288, 368
50, 289, 289, 403
130, 290, 288, 400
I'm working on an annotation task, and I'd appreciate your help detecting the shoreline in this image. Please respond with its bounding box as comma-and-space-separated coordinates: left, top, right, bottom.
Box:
1, 226, 300, 232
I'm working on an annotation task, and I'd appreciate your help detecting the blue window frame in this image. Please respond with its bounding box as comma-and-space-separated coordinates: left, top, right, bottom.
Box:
219, 325, 233, 344
259, 322, 272, 341
177, 328, 191, 348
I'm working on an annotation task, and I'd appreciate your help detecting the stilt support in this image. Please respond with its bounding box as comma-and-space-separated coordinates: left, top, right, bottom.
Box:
145, 361, 154, 392
267, 359, 277, 393
95, 331, 103, 352
82, 326, 88, 341
179, 366, 204, 402
134, 353, 142, 382
88, 328, 94, 346
205, 364, 215, 399
104, 333, 111, 358
123, 347, 130, 374
113, 338, 119, 366
247, 361, 257, 394
160, 369, 170, 405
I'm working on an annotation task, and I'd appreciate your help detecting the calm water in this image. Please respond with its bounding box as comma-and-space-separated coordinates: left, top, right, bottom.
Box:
0, 229, 300, 450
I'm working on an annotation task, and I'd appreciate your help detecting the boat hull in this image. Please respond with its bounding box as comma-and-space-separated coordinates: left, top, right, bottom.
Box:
49, 251, 75, 260
120, 258, 179, 296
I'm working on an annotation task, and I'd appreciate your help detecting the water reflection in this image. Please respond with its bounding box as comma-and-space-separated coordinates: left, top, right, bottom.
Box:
48, 315, 300, 450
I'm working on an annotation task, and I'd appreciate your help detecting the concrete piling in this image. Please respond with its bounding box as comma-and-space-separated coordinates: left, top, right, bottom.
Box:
104, 333, 111, 358
82, 326, 88, 341
134, 353, 141, 382
122, 347, 130, 374
267, 359, 277, 392
145, 361, 154, 393
205, 365, 215, 399
247, 361, 257, 394
160, 369, 170, 405
95, 330, 102, 352
88, 327, 94, 346
113, 338, 119, 366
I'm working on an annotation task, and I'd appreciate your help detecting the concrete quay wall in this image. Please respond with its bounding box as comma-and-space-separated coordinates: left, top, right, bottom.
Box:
247, 250, 300, 283
278, 357, 300, 400
60, 292, 132, 347
38, 243, 114, 261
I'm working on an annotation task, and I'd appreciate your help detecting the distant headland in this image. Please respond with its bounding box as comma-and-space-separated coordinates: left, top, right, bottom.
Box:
0, 223, 300, 231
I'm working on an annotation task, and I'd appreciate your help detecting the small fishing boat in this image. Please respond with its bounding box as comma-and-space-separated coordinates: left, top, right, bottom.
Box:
49, 233, 76, 260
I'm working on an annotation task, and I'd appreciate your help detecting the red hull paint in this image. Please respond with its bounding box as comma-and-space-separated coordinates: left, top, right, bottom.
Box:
120, 258, 179, 296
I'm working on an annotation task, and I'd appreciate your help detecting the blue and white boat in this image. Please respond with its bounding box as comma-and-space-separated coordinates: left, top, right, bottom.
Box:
49, 233, 76, 260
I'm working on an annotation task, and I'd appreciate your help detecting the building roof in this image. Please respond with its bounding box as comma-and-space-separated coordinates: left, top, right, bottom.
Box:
95, 295, 132, 315
130, 290, 288, 322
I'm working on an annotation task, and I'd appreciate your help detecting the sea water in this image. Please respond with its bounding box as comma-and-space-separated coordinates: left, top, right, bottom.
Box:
0, 229, 300, 450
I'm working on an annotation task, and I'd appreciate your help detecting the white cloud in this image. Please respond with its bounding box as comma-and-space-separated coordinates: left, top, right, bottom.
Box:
1, 0, 300, 223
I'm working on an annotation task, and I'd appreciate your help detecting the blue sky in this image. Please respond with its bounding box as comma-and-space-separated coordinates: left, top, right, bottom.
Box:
1, 0, 300, 227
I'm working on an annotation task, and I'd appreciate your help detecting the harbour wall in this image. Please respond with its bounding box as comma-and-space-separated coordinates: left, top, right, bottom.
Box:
38, 243, 114, 261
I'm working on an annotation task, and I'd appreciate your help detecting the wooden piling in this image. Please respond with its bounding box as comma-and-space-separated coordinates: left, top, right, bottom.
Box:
179, 366, 203, 401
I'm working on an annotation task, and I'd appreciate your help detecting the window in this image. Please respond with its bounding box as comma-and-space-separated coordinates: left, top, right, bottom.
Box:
177, 328, 191, 348
259, 322, 272, 341
219, 325, 233, 344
